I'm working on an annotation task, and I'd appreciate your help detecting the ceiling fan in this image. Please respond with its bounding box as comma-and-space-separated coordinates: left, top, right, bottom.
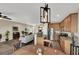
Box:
0, 12, 12, 20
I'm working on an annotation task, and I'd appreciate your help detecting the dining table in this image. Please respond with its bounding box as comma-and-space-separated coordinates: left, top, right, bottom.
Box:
12, 45, 66, 55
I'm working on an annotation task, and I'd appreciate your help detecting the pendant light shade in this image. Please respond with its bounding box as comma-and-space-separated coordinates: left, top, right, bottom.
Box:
40, 3, 51, 23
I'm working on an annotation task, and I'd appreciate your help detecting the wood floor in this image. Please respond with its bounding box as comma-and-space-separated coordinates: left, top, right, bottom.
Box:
12, 45, 66, 55
0, 40, 34, 55
0, 40, 14, 55
0, 40, 66, 55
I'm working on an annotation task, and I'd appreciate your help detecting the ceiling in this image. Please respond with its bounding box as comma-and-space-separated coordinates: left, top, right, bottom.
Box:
0, 3, 79, 25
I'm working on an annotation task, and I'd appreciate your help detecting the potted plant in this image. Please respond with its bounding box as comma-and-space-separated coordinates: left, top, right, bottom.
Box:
5, 30, 10, 41
25, 28, 28, 35
25, 28, 27, 32
21, 31, 25, 36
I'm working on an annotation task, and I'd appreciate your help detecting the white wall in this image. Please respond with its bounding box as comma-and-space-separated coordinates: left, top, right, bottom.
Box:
0, 19, 33, 42
42, 23, 48, 36
33, 23, 48, 35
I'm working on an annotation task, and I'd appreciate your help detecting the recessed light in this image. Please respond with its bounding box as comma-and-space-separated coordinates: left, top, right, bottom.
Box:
57, 14, 60, 17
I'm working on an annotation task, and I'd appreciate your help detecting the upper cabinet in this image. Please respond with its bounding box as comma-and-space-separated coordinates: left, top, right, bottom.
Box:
63, 15, 71, 32
49, 13, 78, 32
70, 13, 78, 32
61, 13, 78, 32
59, 21, 64, 31
49, 23, 60, 30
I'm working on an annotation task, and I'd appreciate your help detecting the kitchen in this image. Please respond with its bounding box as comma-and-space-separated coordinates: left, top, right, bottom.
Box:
49, 13, 79, 54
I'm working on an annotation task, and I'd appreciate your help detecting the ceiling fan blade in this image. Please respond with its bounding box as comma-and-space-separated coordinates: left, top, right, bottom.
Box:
0, 14, 2, 17
0, 12, 2, 14
0, 12, 12, 20
3, 16, 7, 18
6, 17, 11, 20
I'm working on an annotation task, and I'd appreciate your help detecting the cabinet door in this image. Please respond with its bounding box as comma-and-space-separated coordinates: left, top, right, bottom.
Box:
51, 23, 60, 30
60, 22, 64, 31
64, 16, 71, 32
54, 24, 60, 30
60, 39, 65, 52
37, 37, 44, 46
66, 16, 71, 32
71, 14, 78, 32
64, 40, 71, 54
64, 17, 67, 31
62, 40, 65, 51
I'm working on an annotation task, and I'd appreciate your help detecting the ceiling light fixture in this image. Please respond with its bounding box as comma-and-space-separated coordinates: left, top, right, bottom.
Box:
40, 3, 51, 40
56, 14, 60, 17
40, 3, 51, 23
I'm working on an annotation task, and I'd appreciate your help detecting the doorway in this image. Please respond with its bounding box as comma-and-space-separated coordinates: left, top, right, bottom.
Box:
12, 26, 20, 39
13, 32, 20, 39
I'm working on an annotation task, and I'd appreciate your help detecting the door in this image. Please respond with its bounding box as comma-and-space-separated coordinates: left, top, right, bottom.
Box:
13, 26, 20, 39
13, 32, 20, 39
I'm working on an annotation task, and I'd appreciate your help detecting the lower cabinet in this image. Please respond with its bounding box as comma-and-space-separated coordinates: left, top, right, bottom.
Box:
60, 39, 65, 52
60, 37, 72, 54
37, 37, 44, 46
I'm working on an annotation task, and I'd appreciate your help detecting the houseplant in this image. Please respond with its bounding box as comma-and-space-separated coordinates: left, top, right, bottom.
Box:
21, 31, 25, 36
25, 28, 27, 32
25, 28, 28, 35
5, 30, 10, 41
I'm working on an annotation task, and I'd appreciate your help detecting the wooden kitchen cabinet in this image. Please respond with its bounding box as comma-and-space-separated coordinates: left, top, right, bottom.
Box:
37, 37, 44, 46
64, 15, 71, 32
59, 22, 64, 31
59, 13, 78, 32
63, 18, 67, 31
60, 38, 65, 52
71, 13, 78, 32
60, 37, 72, 54
64, 39, 72, 54
49, 23, 60, 30
49, 13, 78, 32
